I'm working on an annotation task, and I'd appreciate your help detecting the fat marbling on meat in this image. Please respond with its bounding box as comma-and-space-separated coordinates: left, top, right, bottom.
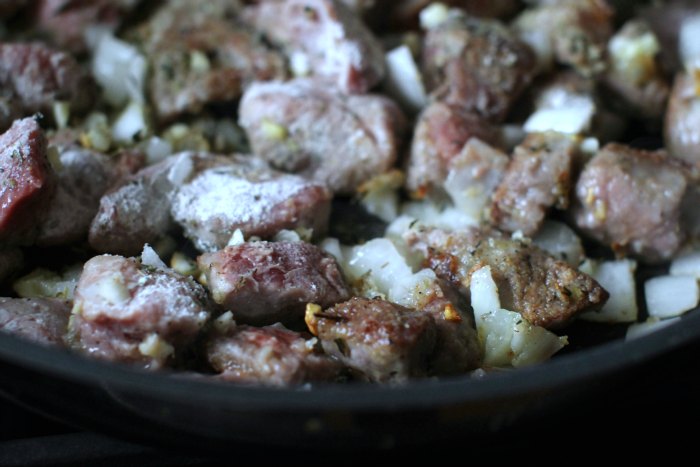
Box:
405, 227, 608, 329
206, 323, 344, 386
0, 42, 94, 131
310, 297, 437, 383
239, 79, 406, 195
574, 143, 690, 263
0, 297, 70, 347
68, 254, 211, 370
198, 241, 350, 326
0, 117, 55, 245
244, 0, 385, 93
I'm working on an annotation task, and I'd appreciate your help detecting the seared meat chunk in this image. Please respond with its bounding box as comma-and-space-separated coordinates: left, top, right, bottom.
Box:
139, 0, 285, 121
206, 323, 344, 386
244, 0, 385, 93
0, 118, 55, 245
239, 79, 405, 195
422, 13, 535, 122
0, 248, 23, 282
405, 101, 500, 196
311, 297, 436, 383
198, 241, 350, 326
172, 155, 332, 251
88, 153, 188, 256
405, 227, 608, 329
32, 0, 138, 54
68, 254, 211, 370
37, 147, 121, 246
419, 280, 482, 375
0, 43, 94, 130
490, 132, 578, 235
0, 297, 70, 347
574, 143, 689, 263
665, 73, 700, 173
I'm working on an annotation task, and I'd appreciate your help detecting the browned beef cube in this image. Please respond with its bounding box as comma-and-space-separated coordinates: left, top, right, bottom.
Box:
422, 14, 535, 122
490, 132, 578, 236
244, 0, 385, 93
405, 227, 608, 329
0, 118, 55, 245
68, 254, 211, 370
513, 0, 613, 77
310, 297, 437, 383
206, 323, 344, 386
665, 72, 700, 173
239, 79, 405, 195
405, 101, 500, 197
0, 297, 70, 347
0, 43, 94, 130
574, 143, 690, 263
37, 147, 123, 247
141, 0, 285, 121
198, 241, 351, 326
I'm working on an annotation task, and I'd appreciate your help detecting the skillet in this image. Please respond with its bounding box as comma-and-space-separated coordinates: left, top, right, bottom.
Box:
1, 303, 699, 452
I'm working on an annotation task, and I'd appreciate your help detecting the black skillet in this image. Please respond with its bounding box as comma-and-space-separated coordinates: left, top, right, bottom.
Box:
1, 302, 699, 453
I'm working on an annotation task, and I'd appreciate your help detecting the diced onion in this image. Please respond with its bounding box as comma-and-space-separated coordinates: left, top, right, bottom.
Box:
92, 33, 147, 107
579, 259, 638, 323
645, 275, 700, 319
384, 45, 428, 113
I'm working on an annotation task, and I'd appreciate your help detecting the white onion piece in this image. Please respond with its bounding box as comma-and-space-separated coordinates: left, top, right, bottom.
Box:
141, 244, 168, 271
384, 45, 428, 113
645, 275, 700, 319
680, 14, 700, 72
92, 33, 147, 106
579, 259, 638, 323
470, 266, 567, 368
532, 220, 584, 266
670, 252, 700, 278
112, 101, 150, 144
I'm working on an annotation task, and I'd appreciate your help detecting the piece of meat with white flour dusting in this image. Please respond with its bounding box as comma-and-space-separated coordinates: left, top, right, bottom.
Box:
0, 297, 70, 347
67, 254, 211, 370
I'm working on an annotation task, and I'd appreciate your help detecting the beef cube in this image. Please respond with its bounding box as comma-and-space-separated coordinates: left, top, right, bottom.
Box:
68, 254, 211, 370
405, 227, 608, 329
140, 0, 285, 121
422, 14, 536, 122
310, 297, 437, 383
405, 101, 500, 197
0, 43, 94, 130
206, 323, 344, 386
245, 0, 385, 93
171, 155, 332, 251
239, 79, 405, 195
0, 297, 70, 347
574, 143, 690, 263
198, 241, 350, 326
490, 132, 578, 235
0, 118, 55, 244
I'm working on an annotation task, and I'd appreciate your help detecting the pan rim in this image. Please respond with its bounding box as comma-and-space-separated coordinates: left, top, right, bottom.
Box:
1, 308, 697, 412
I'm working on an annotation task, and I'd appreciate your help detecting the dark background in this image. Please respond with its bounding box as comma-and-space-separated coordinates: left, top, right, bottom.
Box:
1, 339, 699, 466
